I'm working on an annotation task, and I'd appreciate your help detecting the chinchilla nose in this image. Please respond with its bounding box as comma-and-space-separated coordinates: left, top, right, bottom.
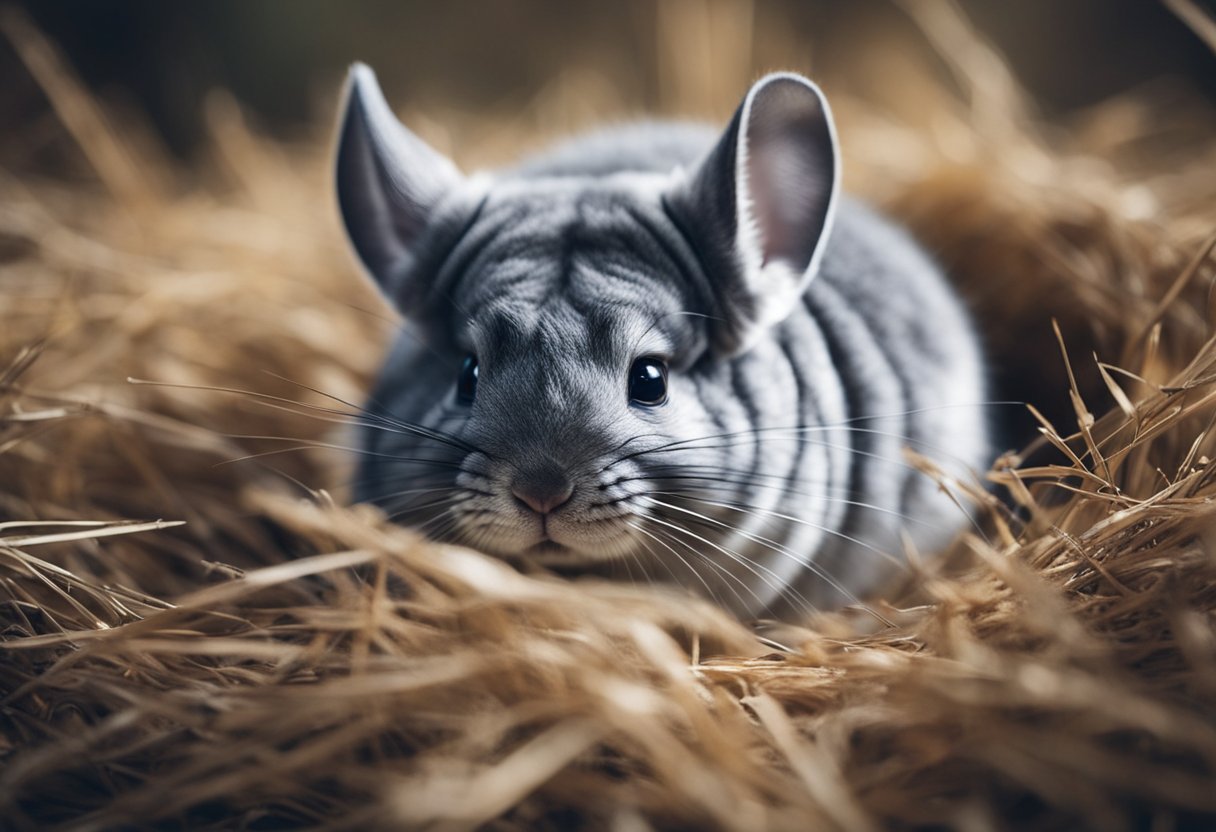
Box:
510, 461, 574, 515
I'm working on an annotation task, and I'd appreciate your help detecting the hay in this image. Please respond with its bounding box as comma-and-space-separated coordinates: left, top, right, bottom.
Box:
3, 3, 1216, 830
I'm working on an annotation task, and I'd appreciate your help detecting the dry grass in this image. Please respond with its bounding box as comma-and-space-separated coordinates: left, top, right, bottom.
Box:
3, 2, 1216, 830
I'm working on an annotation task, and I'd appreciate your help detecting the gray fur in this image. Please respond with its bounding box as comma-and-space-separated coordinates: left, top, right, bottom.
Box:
335, 64, 990, 619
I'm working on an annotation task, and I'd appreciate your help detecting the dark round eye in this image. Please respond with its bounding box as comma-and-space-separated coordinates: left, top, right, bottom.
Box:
628, 356, 668, 406
457, 354, 479, 405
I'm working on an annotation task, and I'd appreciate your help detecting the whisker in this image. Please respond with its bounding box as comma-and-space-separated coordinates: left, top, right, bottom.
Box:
631, 534, 683, 596
652, 485, 935, 535
644, 521, 764, 614
652, 493, 907, 573
384, 493, 468, 520
642, 435, 929, 480
650, 427, 981, 474
622, 469, 944, 531
215, 441, 466, 470
345, 470, 460, 493
655, 521, 819, 619
643, 457, 994, 550
374, 486, 464, 513
259, 369, 486, 455
129, 376, 480, 456
603, 400, 1020, 470
396, 499, 472, 537
629, 520, 729, 610
617, 540, 639, 585
641, 512, 813, 617
646, 497, 890, 625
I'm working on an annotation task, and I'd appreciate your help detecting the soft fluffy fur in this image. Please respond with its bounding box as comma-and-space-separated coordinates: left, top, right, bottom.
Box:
338, 68, 988, 618
3, 5, 1216, 830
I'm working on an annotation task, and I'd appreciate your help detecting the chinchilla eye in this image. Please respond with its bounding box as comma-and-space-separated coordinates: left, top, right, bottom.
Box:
457, 354, 479, 405
628, 356, 668, 406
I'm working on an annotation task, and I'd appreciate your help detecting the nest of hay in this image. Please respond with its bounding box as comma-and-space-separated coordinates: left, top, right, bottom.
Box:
3, 6, 1216, 830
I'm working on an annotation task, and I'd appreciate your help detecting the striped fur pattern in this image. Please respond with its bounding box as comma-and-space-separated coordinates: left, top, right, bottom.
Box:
334, 65, 990, 619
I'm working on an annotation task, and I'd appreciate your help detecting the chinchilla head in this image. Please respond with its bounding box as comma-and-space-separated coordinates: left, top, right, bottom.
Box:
334, 63, 839, 570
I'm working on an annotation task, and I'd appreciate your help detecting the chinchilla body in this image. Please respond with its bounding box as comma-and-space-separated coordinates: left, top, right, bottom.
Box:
335, 65, 989, 619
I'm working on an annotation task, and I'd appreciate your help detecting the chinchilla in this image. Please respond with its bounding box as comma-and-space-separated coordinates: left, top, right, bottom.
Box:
333, 63, 990, 620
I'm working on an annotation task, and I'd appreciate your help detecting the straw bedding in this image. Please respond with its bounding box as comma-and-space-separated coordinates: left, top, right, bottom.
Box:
3, 6, 1216, 831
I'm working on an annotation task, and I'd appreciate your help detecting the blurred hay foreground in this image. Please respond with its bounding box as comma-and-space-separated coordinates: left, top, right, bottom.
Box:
4, 5, 1216, 831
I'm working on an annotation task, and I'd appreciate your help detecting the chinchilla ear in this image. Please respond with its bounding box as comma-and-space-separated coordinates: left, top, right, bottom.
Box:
667, 72, 840, 355
334, 63, 465, 306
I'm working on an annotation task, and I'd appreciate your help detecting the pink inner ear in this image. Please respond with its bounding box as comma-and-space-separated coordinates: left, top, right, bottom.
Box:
743, 78, 836, 272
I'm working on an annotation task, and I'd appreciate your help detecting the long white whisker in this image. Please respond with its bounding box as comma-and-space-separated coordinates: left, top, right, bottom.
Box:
642, 512, 814, 617
605, 400, 1018, 469
644, 522, 764, 614
629, 520, 720, 605
377, 487, 466, 514
634, 473, 944, 531
217, 438, 463, 469
384, 494, 471, 525
646, 498, 890, 625
653, 493, 906, 572
648, 425, 981, 470
258, 369, 487, 456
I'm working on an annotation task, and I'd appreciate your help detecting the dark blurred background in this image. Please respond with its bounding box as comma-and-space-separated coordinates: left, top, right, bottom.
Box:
2, 0, 1215, 166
